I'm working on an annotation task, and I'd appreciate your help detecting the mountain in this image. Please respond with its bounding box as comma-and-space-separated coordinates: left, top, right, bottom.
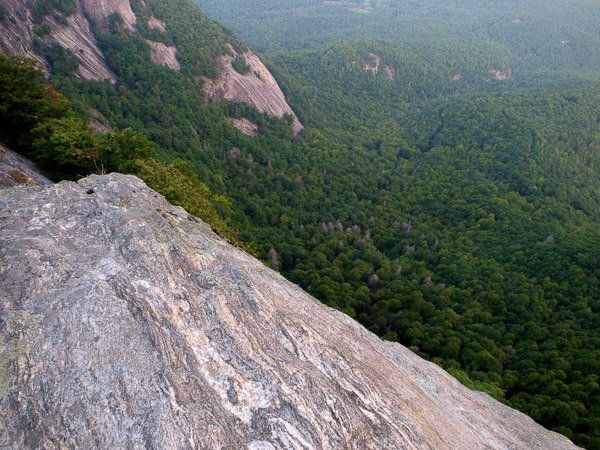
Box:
0, 173, 578, 449
0, 0, 302, 134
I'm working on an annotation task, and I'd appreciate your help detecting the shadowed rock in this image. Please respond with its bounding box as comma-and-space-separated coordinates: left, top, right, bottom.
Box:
0, 174, 578, 449
0, 143, 52, 189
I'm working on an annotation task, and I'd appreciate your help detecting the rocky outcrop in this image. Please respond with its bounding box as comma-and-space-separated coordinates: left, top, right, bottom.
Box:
0, 174, 578, 449
147, 15, 167, 32
80, 0, 136, 32
226, 117, 259, 136
0, 0, 46, 68
45, 8, 118, 83
0, 0, 117, 83
146, 39, 180, 71
0, 143, 53, 189
489, 68, 512, 81
203, 45, 304, 135
364, 52, 381, 75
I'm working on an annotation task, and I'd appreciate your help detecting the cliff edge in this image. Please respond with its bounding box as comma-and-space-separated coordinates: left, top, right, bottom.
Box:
0, 174, 577, 448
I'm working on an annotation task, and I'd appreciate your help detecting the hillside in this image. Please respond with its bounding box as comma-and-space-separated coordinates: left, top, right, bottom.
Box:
0, 0, 302, 135
0, 173, 578, 449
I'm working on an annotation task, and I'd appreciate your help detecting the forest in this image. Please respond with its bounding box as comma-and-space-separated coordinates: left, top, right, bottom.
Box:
2, 0, 600, 446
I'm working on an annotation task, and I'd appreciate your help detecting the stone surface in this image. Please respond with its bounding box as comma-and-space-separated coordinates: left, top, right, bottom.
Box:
0, 0, 117, 83
146, 39, 180, 71
1, 1, 302, 135
0, 143, 53, 189
203, 45, 304, 135
0, 174, 578, 449
0, 0, 47, 69
80, 0, 136, 32
226, 117, 259, 136
46, 7, 118, 83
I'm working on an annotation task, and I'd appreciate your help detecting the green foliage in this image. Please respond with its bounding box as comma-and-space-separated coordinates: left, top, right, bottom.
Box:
34, 23, 51, 37
231, 55, 250, 75
446, 367, 506, 400
195, 0, 600, 76
32, 0, 75, 22
31, 118, 154, 179
32, 37, 43, 54
0, 54, 70, 151
31, 117, 100, 179
43, 43, 79, 76
133, 0, 247, 78
54, 13, 68, 25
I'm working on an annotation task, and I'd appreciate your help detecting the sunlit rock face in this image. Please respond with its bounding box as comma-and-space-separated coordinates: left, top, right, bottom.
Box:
0, 1, 302, 133
0, 0, 117, 83
203, 45, 304, 135
0, 174, 577, 449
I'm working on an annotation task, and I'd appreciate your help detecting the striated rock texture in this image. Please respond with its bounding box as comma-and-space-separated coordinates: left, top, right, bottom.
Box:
226, 117, 259, 136
0, 0, 117, 83
45, 7, 118, 83
0, 0, 46, 68
203, 45, 304, 135
146, 39, 181, 71
80, 0, 136, 32
0, 173, 578, 449
0, 143, 53, 189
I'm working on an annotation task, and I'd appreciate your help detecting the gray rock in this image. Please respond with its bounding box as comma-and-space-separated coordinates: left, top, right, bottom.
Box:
0, 0, 118, 83
0, 174, 578, 449
0, 143, 53, 189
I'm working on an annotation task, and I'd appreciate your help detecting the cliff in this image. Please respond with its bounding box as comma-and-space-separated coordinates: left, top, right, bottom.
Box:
0, 0, 118, 83
0, 143, 53, 189
0, 174, 577, 448
0, 0, 302, 134
203, 46, 304, 135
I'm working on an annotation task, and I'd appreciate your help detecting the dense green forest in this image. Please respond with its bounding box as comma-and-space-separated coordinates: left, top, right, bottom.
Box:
3, 0, 600, 446
195, 0, 600, 77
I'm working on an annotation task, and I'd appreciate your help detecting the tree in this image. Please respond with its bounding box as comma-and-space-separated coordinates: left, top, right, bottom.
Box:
0, 54, 69, 151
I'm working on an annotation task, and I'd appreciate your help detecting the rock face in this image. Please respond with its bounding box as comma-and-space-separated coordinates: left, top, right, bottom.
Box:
0, 174, 578, 449
0, 143, 53, 189
0, 0, 303, 134
203, 45, 304, 135
0, 0, 117, 83
80, 0, 136, 32
146, 39, 181, 71
45, 8, 119, 83
0, 0, 46, 68
226, 117, 259, 136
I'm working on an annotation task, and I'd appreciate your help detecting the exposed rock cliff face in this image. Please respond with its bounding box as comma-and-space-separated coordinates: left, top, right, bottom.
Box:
45, 8, 118, 83
146, 39, 180, 71
0, 143, 53, 189
226, 117, 259, 136
80, 0, 136, 32
203, 45, 304, 135
1, 0, 303, 134
0, 174, 578, 449
0, 0, 117, 83
0, 0, 46, 68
